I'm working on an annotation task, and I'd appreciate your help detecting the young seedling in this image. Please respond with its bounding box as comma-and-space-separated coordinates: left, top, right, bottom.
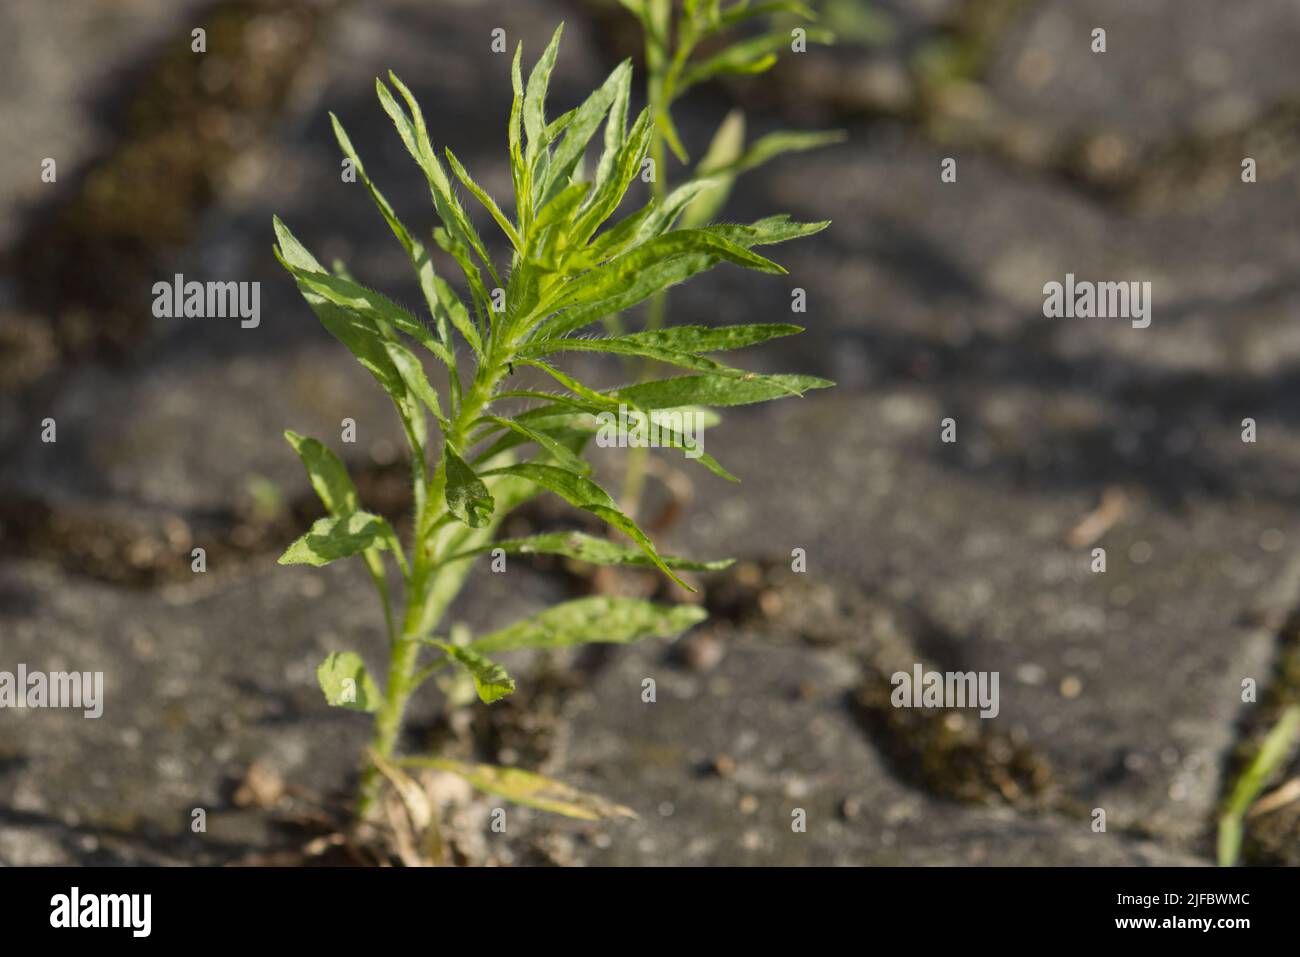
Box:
274, 23, 833, 828
616, 0, 842, 513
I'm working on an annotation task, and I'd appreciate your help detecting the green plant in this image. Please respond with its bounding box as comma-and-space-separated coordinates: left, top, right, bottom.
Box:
1217, 704, 1300, 866
273, 23, 833, 826
615, 0, 842, 513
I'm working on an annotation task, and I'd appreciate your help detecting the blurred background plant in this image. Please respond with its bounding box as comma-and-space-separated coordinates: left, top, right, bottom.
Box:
611, 0, 842, 516
3, 0, 1300, 867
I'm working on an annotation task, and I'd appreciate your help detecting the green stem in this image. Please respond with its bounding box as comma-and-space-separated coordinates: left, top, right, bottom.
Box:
621, 53, 672, 517
1217, 705, 1300, 866
355, 337, 511, 821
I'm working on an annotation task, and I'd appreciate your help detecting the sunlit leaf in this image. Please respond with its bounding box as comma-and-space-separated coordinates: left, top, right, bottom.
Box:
378, 73, 500, 286
480, 415, 590, 473
425, 640, 516, 703
616, 372, 833, 408
445, 147, 522, 251
444, 443, 495, 528
384, 340, 449, 433
542, 60, 632, 203
524, 24, 565, 159
573, 109, 653, 245
278, 511, 405, 570
472, 595, 707, 653
441, 530, 731, 572
317, 651, 381, 713
284, 430, 360, 517
479, 462, 691, 589
330, 111, 458, 366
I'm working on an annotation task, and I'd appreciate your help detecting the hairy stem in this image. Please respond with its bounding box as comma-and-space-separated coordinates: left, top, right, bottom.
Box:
355, 340, 510, 821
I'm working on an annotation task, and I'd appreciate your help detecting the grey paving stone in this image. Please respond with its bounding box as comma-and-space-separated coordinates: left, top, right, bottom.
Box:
2, 0, 1296, 866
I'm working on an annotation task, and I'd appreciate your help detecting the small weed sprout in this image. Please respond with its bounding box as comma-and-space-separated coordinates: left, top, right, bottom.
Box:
274, 22, 833, 825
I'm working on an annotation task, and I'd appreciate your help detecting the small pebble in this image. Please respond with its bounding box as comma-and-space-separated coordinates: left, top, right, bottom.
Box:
683, 633, 724, 672
712, 753, 737, 778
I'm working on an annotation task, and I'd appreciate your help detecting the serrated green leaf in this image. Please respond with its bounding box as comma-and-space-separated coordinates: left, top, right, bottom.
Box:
279, 259, 451, 367
480, 415, 590, 473
284, 431, 359, 517
532, 229, 784, 335
471, 420, 592, 467
518, 324, 802, 380
595, 57, 634, 191
283, 429, 395, 636
574, 108, 653, 246
273, 217, 409, 404
442, 531, 732, 572
542, 60, 632, 203
471, 595, 707, 654
543, 106, 577, 143
316, 651, 381, 713
445, 147, 522, 252
534, 181, 592, 239
514, 402, 721, 434
383, 340, 449, 433
622, 322, 804, 352
479, 462, 690, 589
425, 640, 516, 703
532, 254, 716, 339
485, 392, 731, 478
378, 73, 500, 287
330, 111, 458, 371
524, 24, 565, 158
408, 457, 542, 642
509, 42, 526, 216
429, 271, 481, 360
445, 444, 495, 528
596, 406, 738, 480
398, 757, 635, 820
632, 180, 714, 245
514, 358, 622, 410
704, 214, 832, 249
278, 511, 405, 570
616, 372, 834, 409
534, 217, 818, 340
430, 228, 493, 338
582, 199, 659, 261
716, 129, 846, 179
521, 335, 734, 375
